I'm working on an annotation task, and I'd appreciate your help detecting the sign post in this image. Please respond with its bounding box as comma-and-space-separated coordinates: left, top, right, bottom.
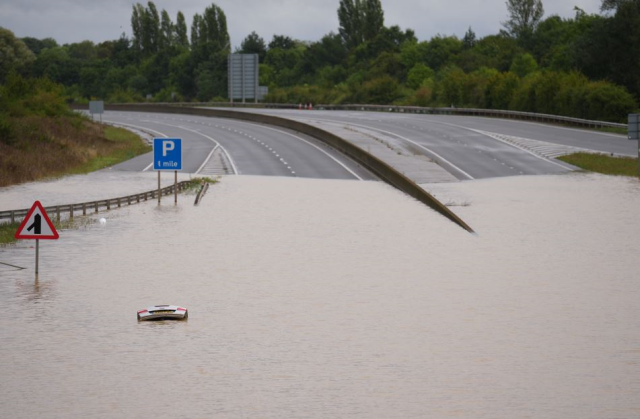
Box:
14, 201, 59, 278
628, 114, 640, 176
153, 138, 182, 205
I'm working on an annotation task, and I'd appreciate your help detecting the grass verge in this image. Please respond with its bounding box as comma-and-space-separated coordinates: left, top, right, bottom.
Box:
558, 152, 639, 177
0, 115, 151, 187
67, 125, 151, 174
0, 217, 93, 246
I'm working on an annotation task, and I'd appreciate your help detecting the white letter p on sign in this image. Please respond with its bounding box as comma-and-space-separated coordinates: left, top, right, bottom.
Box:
162, 141, 175, 157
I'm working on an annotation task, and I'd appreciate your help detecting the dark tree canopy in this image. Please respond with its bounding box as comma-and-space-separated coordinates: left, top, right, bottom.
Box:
175, 12, 189, 48
239, 31, 267, 61
502, 0, 545, 43
338, 0, 385, 49
269, 35, 295, 50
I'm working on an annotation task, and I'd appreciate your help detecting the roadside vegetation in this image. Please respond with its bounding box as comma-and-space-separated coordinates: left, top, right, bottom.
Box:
0, 73, 150, 187
2, 0, 638, 123
558, 153, 639, 177
0, 216, 97, 246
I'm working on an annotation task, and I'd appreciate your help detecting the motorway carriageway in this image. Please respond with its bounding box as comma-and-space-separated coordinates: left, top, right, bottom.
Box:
104, 109, 636, 182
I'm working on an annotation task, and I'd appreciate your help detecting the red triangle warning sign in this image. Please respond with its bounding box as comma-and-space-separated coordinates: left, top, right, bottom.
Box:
14, 201, 59, 240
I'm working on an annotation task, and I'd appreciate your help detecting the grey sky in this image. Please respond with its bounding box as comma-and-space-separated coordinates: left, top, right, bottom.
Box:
0, 0, 603, 48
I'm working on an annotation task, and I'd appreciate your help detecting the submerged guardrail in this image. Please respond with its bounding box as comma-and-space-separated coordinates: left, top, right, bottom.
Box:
79, 103, 475, 233
0, 181, 191, 224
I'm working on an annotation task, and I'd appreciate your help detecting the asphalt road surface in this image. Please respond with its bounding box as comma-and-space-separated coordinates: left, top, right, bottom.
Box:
225, 108, 636, 180
102, 111, 376, 181
103, 109, 636, 181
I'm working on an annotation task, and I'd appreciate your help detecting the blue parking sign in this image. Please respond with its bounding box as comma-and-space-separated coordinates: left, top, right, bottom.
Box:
154, 138, 182, 171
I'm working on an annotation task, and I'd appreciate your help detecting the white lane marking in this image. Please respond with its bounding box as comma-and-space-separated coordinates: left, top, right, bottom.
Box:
242, 123, 364, 181
470, 129, 573, 171
195, 144, 220, 175
397, 114, 627, 139
311, 118, 473, 180
403, 119, 573, 171
102, 119, 168, 171
175, 125, 239, 175
145, 120, 239, 175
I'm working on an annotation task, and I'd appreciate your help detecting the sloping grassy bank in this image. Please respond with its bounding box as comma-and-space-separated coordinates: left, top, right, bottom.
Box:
0, 74, 150, 187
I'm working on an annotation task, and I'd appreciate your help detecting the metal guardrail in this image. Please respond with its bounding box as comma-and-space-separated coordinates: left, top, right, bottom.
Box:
72, 102, 627, 129
129, 102, 624, 130
0, 181, 191, 224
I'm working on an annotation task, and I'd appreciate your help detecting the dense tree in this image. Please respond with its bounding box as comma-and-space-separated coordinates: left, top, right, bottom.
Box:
160, 10, 174, 50
503, 0, 545, 47
175, 12, 189, 48
510, 53, 538, 77
238, 31, 267, 61
363, 0, 385, 41
462, 27, 477, 49
338, 0, 385, 49
21, 37, 57, 55
9, 0, 637, 122
0, 27, 36, 82
269, 35, 295, 50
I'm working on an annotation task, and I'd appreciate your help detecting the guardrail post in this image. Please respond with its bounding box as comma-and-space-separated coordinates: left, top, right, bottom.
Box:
106, 200, 110, 210
10, 211, 14, 224
56, 206, 60, 222
82, 203, 86, 216
127, 196, 131, 205
69, 205, 73, 219
117, 198, 121, 208
95, 202, 98, 213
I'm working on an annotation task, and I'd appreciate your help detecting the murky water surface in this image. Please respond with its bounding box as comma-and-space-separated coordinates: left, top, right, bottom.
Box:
1, 173, 639, 418
0, 170, 194, 210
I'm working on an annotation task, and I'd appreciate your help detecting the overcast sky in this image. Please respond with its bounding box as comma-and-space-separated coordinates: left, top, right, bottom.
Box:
1, 0, 603, 48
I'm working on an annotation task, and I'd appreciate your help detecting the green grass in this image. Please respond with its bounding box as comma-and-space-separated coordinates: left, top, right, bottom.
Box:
67, 126, 151, 175
182, 176, 220, 194
0, 216, 96, 246
594, 127, 627, 136
0, 222, 21, 245
558, 152, 639, 177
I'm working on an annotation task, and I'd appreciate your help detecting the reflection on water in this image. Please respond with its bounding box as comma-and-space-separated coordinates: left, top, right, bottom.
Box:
1, 173, 639, 418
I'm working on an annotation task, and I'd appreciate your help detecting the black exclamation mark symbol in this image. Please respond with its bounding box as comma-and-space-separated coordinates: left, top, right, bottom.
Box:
27, 214, 42, 235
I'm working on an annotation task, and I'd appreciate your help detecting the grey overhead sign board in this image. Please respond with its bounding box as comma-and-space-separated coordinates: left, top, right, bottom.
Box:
228, 54, 259, 103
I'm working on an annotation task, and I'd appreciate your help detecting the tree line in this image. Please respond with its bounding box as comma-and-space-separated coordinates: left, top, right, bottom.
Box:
0, 0, 638, 122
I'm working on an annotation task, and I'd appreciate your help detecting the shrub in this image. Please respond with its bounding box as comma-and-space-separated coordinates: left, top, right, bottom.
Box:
486, 71, 520, 109
360, 75, 402, 104
406, 63, 435, 89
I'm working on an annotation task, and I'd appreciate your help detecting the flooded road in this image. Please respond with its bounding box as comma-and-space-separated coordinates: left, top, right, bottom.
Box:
1, 173, 639, 418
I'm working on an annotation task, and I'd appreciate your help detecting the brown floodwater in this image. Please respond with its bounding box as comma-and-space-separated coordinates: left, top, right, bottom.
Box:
1, 173, 639, 418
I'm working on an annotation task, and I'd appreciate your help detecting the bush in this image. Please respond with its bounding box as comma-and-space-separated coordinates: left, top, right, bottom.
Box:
360, 75, 402, 104
584, 81, 637, 122
1, 73, 69, 117
485, 71, 520, 109
406, 63, 434, 89
434, 65, 466, 106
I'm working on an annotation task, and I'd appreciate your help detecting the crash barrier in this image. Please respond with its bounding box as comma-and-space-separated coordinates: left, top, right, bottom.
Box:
92, 104, 474, 233
194, 182, 210, 206
0, 181, 192, 224
115, 102, 624, 130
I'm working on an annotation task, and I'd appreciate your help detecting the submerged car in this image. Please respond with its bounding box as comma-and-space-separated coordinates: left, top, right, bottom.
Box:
137, 305, 188, 321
